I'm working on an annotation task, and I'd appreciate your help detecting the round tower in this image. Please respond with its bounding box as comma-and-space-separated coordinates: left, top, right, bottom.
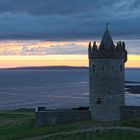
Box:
88, 25, 127, 121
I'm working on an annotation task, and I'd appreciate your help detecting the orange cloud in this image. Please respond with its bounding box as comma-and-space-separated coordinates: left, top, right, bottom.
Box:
0, 40, 139, 68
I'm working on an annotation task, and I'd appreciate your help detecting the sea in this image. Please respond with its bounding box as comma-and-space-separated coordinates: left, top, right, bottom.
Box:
0, 68, 140, 110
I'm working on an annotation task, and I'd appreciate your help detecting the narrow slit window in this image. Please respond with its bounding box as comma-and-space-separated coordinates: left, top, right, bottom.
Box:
96, 97, 103, 104
120, 64, 123, 72
102, 66, 104, 71
111, 66, 114, 71
90, 77, 92, 84
93, 65, 95, 72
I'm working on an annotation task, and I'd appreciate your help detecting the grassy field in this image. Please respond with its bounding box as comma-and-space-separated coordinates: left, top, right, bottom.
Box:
43, 130, 140, 140
0, 109, 94, 140
0, 109, 140, 140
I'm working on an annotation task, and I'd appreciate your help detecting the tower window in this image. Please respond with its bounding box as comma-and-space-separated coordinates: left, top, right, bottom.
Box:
90, 77, 92, 84
102, 66, 104, 71
120, 64, 123, 72
93, 65, 95, 72
111, 66, 114, 71
96, 97, 103, 104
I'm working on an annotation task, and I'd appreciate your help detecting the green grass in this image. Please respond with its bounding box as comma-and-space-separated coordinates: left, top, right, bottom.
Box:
42, 130, 140, 140
0, 109, 140, 140
0, 109, 94, 140
119, 118, 140, 128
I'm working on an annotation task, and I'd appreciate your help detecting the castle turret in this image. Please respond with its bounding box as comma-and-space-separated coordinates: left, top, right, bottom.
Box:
88, 25, 127, 121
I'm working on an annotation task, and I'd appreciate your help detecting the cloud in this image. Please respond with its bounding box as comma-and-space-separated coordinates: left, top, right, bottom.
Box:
0, 0, 139, 40
124, 39, 140, 55
0, 0, 118, 16
20, 43, 87, 55
0, 0, 138, 17
0, 39, 140, 56
0, 41, 88, 55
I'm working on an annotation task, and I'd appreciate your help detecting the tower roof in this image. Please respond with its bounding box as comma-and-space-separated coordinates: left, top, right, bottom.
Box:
88, 24, 127, 61
99, 24, 114, 49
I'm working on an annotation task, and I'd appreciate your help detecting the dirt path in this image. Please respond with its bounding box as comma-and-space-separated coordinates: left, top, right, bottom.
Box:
24, 126, 140, 140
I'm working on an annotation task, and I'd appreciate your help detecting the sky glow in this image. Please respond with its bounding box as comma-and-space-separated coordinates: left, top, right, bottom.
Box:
0, 0, 140, 68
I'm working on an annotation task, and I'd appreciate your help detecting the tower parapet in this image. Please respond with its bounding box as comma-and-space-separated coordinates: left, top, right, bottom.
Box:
88, 27, 127, 62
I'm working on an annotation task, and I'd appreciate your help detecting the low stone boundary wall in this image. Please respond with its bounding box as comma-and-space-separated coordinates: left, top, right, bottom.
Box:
120, 106, 140, 120
35, 109, 91, 127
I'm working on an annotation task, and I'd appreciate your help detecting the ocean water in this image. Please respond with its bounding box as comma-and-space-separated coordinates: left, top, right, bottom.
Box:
0, 69, 139, 110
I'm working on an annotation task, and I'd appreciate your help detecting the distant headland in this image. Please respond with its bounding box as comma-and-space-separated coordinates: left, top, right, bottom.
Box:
0, 66, 140, 70
0, 66, 88, 70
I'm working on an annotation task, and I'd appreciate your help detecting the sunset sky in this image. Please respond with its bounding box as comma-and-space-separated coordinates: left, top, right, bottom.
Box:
0, 0, 140, 68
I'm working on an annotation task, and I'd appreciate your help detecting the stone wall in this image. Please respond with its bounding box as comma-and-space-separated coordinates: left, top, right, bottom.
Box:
35, 109, 91, 127
120, 106, 140, 120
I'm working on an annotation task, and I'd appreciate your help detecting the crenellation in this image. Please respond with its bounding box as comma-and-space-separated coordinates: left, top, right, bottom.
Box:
88, 40, 127, 61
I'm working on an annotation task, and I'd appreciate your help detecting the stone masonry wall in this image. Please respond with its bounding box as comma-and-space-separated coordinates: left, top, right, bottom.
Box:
120, 106, 140, 120
35, 109, 91, 127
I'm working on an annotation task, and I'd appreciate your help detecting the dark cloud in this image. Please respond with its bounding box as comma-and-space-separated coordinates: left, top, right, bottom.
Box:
128, 0, 140, 10
0, 0, 117, 16
0, 0, 139, 40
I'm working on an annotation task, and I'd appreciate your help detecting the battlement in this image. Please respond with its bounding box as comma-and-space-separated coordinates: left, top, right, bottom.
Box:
88, 26, 127, 62
88, 41, 127, 62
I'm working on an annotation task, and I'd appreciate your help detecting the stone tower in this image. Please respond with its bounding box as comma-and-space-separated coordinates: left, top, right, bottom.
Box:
88, 25, 127, 121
